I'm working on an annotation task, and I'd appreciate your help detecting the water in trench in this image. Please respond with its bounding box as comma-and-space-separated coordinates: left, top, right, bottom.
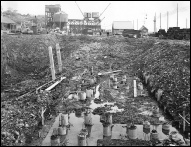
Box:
42, 99, 184, 146
65, 100, 184, 146
42, 75, 185, 146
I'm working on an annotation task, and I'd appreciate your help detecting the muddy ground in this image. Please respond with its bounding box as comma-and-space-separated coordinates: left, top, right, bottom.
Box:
1, 34, 190, 146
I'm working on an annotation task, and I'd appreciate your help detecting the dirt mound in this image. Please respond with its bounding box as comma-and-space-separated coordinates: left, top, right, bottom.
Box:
126, 39, 190, 122
1, 34, 59, 86
4, 34, 58, 72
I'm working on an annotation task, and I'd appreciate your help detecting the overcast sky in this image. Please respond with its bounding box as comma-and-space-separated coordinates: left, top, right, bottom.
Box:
1, 1, 190, 32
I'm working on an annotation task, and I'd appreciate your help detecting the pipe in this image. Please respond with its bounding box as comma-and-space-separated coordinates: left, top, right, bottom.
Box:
84, 111, 92, 125
60, 113, 69, 126
45, 77, 66, 91
78, 133, 87, 146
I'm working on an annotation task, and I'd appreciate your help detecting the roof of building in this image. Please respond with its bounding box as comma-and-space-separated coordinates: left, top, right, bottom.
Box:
139, 25, 148, 31
55, 11, 67, 15
45, 4, 61, 8
1, 16, 16, 24
113, 21, 133, 29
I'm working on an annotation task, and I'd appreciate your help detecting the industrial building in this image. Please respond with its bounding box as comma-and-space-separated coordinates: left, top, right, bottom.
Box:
68, 19, 101, 34
45, 4, 61, 28
44, 4, 102, 34
112, 21, 133, 35
53, 11, 68, 30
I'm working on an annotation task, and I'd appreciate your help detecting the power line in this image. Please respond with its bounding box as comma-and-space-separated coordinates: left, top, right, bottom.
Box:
177, 3, 178, 27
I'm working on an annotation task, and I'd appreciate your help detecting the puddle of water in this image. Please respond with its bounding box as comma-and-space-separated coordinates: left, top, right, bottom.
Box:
67, 113, 102, 146
42, 100, 184, 146
66, 113, 184, 146
42, 76, 185, 146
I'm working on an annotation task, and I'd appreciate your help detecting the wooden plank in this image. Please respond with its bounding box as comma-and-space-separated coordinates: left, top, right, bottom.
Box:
36, 74, 66, 93
56, 43, 62, 73
98, 70, 122, 75
16, 90, 36, 100
45, 77, 66, 91
48, 46, 56, 80
133, 80, 137, 97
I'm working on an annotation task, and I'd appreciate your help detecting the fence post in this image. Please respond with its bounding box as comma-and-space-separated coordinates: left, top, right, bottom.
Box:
134, 80, 137, 97
56, 43, 62, 73
48, 46, 56, 80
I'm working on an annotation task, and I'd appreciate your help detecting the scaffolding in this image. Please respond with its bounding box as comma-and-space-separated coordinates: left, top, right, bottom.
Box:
68, 19, 101, 34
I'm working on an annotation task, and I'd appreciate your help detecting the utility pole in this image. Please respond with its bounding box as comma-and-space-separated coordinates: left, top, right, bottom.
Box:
154, 13, 156, 33
137, 19, 138, 30
160, 13, 161, 29
155, 13, 156, 33
153, 15, 155, 33
177, 3, 178, 27
167, 11, 168, 31
60, 13, 61, 30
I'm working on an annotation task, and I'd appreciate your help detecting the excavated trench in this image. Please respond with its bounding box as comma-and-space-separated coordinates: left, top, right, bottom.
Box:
39, 74, 186, 146
1, 35, 190, 146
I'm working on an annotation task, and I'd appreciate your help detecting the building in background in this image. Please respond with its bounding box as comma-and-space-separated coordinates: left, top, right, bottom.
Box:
45, 4, 101, 34
53, 11, 68, 30
45, 4, 61, 28
139, 25, 148, 37
68, 19, 101, 35
1, 16, 16, 31
112, 21, 133, 35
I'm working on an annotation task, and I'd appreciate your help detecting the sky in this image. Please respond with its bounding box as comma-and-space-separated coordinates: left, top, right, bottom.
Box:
1, 1, 190, 32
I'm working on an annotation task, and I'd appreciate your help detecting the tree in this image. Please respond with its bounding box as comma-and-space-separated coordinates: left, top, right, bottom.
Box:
7, 7, 13, 12
13, 10, 18, 14
11, 10, 18, 16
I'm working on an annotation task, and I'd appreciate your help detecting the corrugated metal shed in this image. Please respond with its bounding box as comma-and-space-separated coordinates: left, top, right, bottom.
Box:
113, 21, 133, 29
1, 16, 16, 24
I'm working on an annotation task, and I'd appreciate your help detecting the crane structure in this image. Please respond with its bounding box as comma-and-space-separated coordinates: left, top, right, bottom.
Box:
67, 2, 110, 34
